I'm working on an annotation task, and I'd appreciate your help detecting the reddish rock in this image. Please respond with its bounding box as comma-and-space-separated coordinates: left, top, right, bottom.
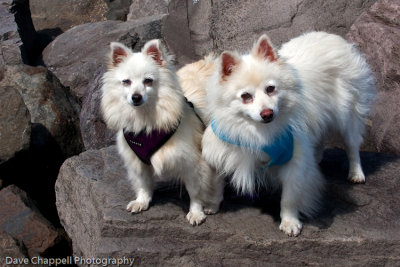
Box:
0, 185, 60, 256
347, 0, 400, 155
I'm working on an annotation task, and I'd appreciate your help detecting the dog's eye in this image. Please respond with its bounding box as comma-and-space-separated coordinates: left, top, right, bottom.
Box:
143, 78, 153, 86
265, 85, 275, 95
241, 93, 253, 104
122, 79, 131, 86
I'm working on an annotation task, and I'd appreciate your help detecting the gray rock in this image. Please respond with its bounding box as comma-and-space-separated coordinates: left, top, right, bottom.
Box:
0, 65, 83, 158
0, 0, 23, 66
0, 82, 31, 164
56, 146, 400, 266
0, 185, 61, 256
187, 0, 376, 57
347, 0, 400, 155
127, 0, 170, 21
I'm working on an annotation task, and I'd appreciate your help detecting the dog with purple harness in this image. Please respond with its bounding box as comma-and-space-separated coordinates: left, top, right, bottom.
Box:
101, 39, 223, 225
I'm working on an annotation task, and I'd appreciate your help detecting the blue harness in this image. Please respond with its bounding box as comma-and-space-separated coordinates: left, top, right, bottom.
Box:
210, 119, 294, 167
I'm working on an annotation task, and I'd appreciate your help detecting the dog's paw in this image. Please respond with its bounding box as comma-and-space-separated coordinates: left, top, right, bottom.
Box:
186, 211, 207, 226
279, 219, 302, 237
203, 205, 219, 215
348, 172, 365, 184
126, 200, 149, 213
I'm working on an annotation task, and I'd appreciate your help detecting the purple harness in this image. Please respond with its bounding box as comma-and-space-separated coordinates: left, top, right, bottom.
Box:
123, 99, 203, 165
124, 124, 178, 165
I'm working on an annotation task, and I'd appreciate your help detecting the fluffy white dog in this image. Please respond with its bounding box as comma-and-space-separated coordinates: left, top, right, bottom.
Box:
179, 32, 375, 236
101, 39, 222, 225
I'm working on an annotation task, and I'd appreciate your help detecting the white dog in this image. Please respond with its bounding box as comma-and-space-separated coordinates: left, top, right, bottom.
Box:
180, 32, 375, 236
101, 39, 222, 225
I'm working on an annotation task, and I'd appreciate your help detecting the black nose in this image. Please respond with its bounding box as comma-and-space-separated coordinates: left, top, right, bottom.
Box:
132, 93, 143, 106
260, 109, 274, 123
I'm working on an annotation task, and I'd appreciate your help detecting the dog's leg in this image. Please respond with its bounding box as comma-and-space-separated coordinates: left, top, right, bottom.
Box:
203, 169, 224, 215
342, 118, 366, 183
126, 167, 154, 213
278, 140, 324, 236
182, 164, 208, 225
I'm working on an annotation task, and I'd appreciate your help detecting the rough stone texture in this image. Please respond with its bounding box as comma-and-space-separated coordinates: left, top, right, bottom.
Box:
103, 0, 132, 21
0, 185, 61, 256
347, 0, 400, 155
30, 0, 108, 32
0, 232, 28, 265
127, 0, 170, 21
0, 84, 31, 165
0, 0, 23, 66
0, 65, 83, 158
187, 0, 376, 57
56, 146, 400, 266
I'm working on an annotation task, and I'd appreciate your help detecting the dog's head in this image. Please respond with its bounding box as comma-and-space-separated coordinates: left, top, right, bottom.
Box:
106, 39, 174, 107
211, 35, 299, 126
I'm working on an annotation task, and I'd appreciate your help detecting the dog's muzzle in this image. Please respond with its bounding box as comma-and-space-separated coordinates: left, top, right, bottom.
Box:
131, 93, 143, 106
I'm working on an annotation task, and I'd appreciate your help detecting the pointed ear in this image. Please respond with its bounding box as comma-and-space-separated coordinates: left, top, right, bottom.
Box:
251, 34, 278, 62
220, 51, 240, 80
109, 42, 131, 67
142, 39, 169, 66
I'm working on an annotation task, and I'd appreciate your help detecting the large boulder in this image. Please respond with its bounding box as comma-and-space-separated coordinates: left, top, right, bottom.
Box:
187, 0, 377, 57
0, 65, 83, 158
0, 185, 61, 256
56, 146, 400, 266
0, 83, 31, 164
347, 0, 400, 155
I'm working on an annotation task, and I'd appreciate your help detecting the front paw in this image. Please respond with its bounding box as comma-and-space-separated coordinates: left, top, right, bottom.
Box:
204, 204, 220, 215
348, 172, 365, 184
279, 218, 303, 237
186, 211, 207, 226
126, 200, 150, 213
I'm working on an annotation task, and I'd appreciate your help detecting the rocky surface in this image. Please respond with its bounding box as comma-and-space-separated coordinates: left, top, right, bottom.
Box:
127, 0, 170, 21
347, 0, 400, 155
0, 65, 83, 158
0, 185, 61, 256
187, 0, 376, 57
56, 146, 400, 266
0, 83, 31, 164
0, 0, 24, 66
0, 233, 28, 265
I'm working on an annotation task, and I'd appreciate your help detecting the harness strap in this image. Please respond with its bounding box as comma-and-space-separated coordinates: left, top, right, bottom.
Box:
210, 119, 294, 167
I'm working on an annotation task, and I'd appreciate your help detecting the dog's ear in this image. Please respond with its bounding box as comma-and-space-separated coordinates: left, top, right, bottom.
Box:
220, 51, 240, 80
251, 34, 278, 62
109, 42, 131, 67
143, 39, 172, 66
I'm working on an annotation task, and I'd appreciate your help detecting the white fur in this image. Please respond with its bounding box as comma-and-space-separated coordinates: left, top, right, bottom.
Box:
191, 32, 375, 236
101, 40, 223, 225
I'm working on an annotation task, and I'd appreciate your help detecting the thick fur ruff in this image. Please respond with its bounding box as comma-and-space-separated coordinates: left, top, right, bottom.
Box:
101, 40, 223, 225
179, 31, 375, 236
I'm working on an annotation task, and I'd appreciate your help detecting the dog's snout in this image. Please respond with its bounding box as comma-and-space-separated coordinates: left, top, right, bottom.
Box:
260, 109, 274, 123
131, 93, 143, 106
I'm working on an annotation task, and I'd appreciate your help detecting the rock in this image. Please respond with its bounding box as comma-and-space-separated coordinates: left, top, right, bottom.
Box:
0, 65, 83, 158
187, 0, 376, 57
56, 146, 400, 265
347, 0, 400, 155
0, 83, 31, 165
0, 233, 28, 264
0, 0, 23, 66
127, 0, 170, 20
30, 0, 108, 33
103, 0, 132, 21
0, 185, 61, 256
